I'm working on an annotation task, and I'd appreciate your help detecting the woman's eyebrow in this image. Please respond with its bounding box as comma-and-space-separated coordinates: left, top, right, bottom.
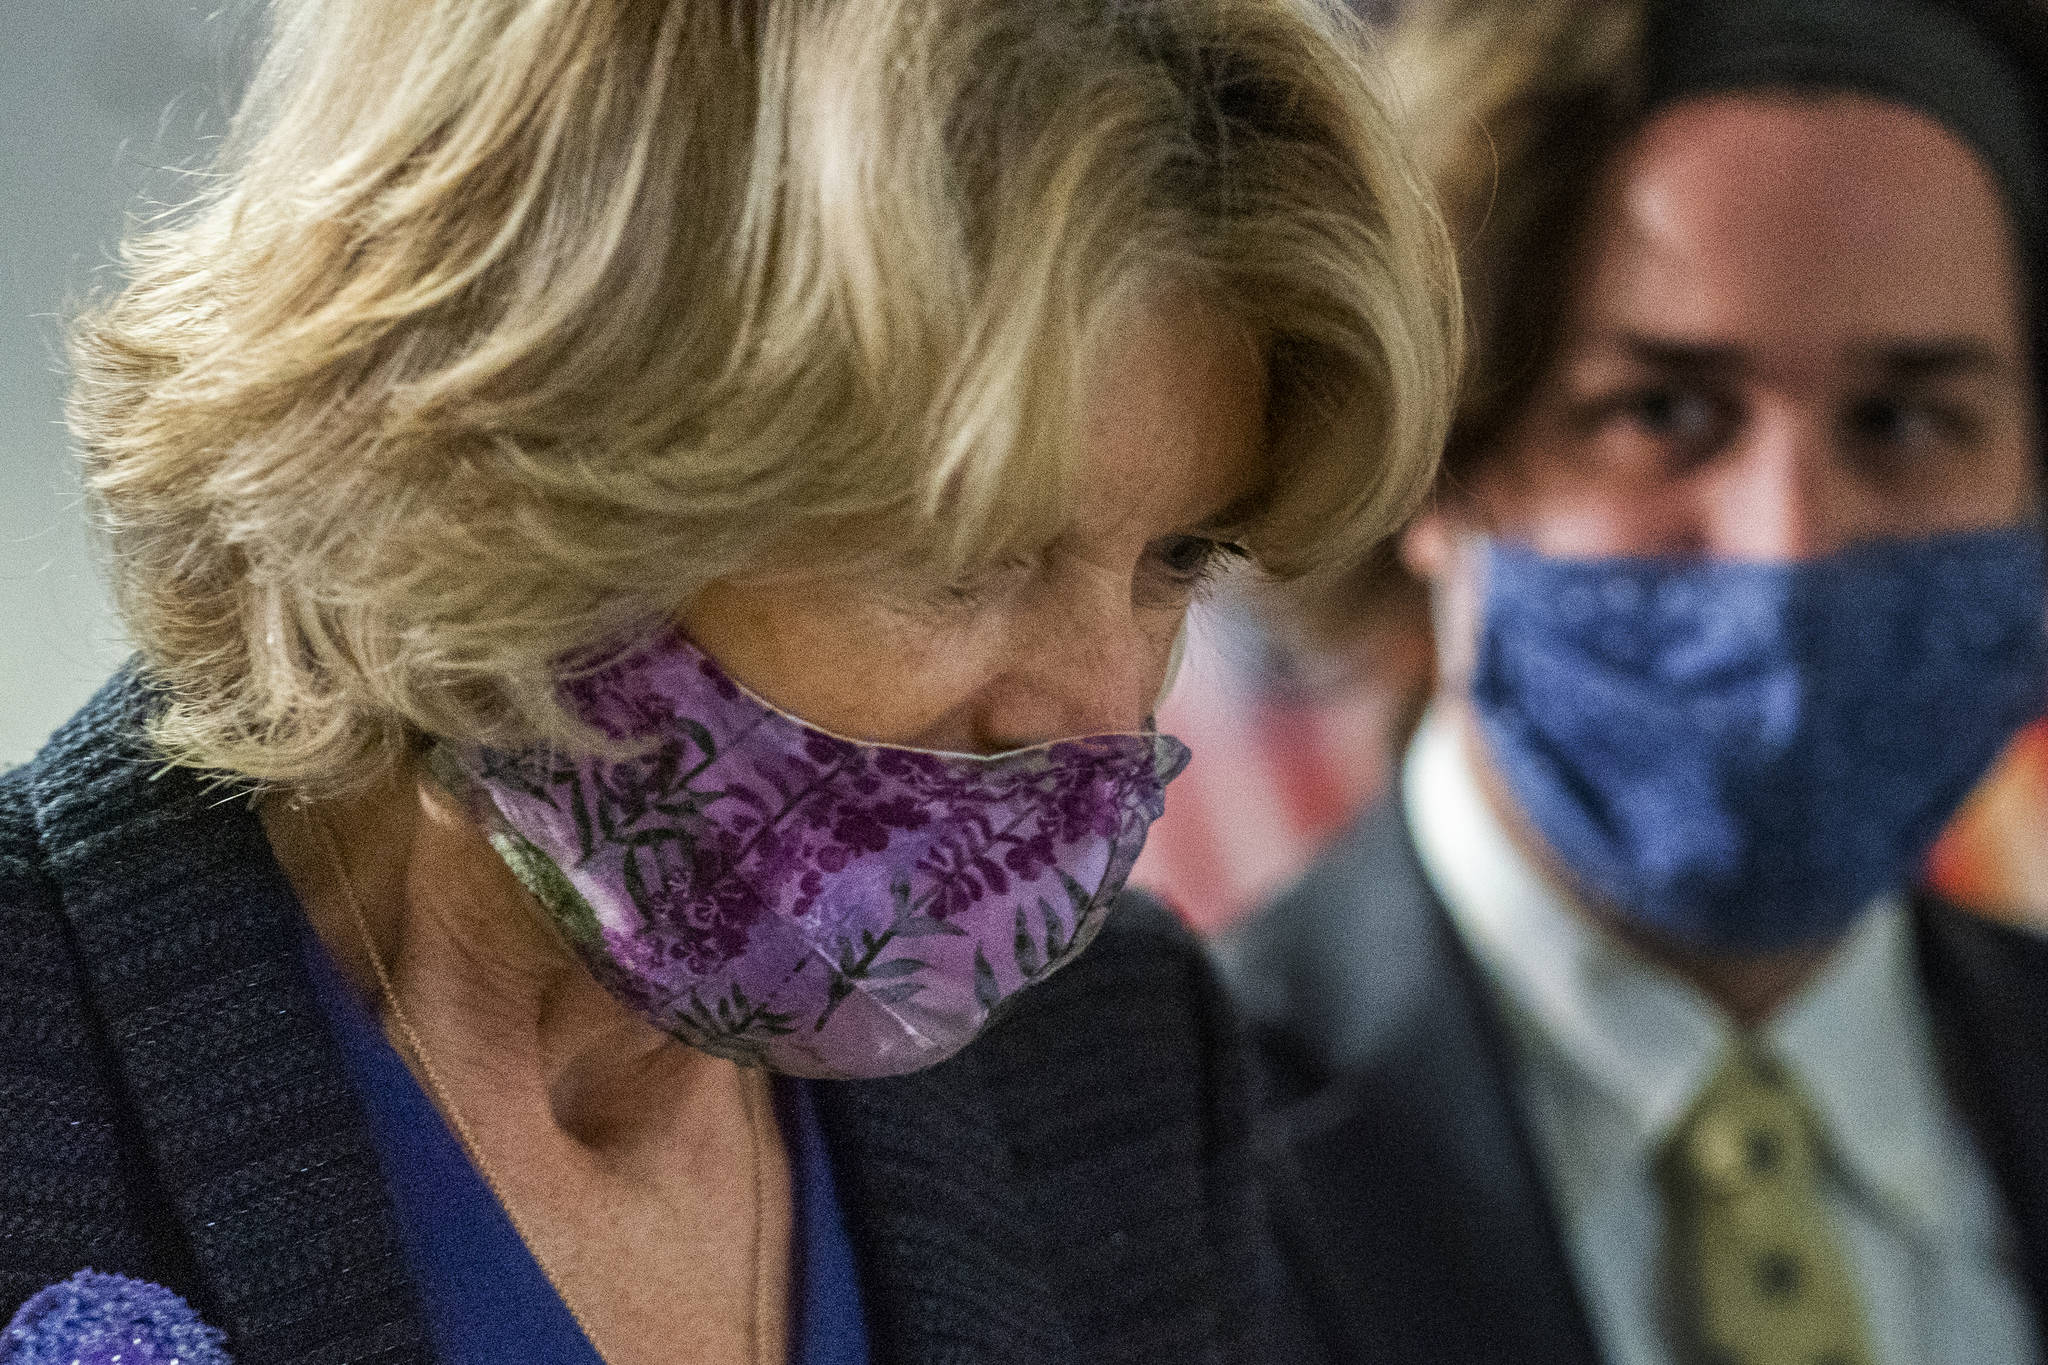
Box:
1190, 482, 1276, 539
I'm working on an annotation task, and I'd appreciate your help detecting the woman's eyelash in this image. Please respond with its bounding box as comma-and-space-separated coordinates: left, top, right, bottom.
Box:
1154, 536, 1250, 585
930, 539, 1248, 610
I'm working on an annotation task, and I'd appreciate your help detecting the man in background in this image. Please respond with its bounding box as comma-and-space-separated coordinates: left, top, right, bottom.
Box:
1222, 1, 2048, 1361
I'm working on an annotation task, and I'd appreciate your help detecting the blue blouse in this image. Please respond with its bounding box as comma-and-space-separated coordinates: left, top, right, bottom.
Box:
302, 930, 870, 1365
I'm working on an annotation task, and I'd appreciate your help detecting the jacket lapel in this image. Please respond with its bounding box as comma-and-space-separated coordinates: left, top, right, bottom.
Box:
26, 671, 435, 1365
811, 892, 1259, 1365
811, 1051, 1077, 1365
1915, 897, 2048, 1346
1224, 802, 1605, 1365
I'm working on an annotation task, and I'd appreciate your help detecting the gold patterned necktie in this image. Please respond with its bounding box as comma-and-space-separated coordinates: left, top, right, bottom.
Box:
1657, 1047, 1876, 1365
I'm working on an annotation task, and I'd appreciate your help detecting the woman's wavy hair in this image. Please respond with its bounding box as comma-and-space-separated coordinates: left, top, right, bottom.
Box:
71, 0, 1460, 791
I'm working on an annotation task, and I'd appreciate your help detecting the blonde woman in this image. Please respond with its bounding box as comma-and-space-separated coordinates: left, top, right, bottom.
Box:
0, 2, 1456, 1363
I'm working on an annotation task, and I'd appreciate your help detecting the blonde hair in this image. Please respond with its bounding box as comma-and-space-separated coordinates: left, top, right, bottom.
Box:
72, 0, 1460, 791
1274, 0, 1645, 663
1384, 0, 1643, 477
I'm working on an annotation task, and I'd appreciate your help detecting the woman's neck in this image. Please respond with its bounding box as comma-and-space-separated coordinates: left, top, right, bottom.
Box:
261, 764, 796, 1365
259, 766, 698, 1150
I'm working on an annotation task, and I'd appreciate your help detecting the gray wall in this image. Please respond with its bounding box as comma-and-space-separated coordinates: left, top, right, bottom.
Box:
1, 5, 252, 764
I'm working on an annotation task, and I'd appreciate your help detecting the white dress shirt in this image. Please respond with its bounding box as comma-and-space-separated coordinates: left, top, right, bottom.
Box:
1402, 705, 2040, 1365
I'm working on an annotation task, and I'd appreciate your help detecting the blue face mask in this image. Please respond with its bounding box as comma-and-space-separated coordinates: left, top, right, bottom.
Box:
1469, 528, 2048, 953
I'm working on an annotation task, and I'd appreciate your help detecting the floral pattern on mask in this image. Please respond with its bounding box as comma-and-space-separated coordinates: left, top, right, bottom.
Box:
442, 628, 1188, 1079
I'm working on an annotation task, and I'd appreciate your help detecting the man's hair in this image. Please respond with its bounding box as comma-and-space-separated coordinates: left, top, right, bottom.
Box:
70, 0, 1461, 791
1289, 0, 2048, 655
1386, 0, 1646, 487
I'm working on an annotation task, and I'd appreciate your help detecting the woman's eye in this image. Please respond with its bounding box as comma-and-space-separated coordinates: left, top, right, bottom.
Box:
1147, 536, 1248, 591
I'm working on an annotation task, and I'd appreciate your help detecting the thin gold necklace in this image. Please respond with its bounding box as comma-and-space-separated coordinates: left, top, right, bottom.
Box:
299, 803, 777, 1365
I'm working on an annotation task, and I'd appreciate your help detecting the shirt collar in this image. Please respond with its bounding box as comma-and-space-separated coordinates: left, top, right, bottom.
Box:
1769, 906, 2008, 1250
1402, 702, 2001, 1254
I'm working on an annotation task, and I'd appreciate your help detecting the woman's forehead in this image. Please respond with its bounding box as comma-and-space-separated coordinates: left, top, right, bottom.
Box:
1565, 93, 2029, 371
1070, 293, 1270, 543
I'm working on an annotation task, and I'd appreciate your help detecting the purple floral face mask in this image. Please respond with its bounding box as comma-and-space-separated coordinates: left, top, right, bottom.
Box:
437, 628, 1189, 1079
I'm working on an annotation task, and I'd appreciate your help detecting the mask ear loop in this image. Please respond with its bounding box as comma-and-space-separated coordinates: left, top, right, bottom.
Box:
1429, 529, 1496, 701
1153, 624, 1190, 717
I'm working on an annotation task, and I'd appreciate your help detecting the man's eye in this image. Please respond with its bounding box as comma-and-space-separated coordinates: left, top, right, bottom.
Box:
1845, 395, 1975, 450
1618, 387, 1725, 443
1571, 383, 1738, 476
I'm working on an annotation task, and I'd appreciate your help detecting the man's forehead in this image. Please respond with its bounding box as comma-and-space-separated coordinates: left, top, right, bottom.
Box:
1572, 94, 2028, 364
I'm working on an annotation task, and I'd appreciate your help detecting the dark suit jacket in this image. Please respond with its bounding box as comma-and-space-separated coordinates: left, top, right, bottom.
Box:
0, 668, 1316, 1365
1217, 798, 2048, 1365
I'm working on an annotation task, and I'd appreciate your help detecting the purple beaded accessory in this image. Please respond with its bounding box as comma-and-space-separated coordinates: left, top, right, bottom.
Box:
439, 627, 1190, 1078
2, 1271, 231, 1365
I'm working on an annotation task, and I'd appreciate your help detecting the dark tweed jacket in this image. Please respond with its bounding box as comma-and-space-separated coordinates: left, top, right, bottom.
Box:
0, 669, 1314, 1365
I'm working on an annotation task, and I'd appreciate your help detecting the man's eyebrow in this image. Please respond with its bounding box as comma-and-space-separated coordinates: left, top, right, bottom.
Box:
1603, 334, 2017, 384
1611, 334, 1750, 375
1849, 338, 2013, 382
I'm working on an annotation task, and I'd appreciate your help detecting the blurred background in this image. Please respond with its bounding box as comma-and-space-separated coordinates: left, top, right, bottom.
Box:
0, 3, 254, 767
7, 2, 2046, 932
